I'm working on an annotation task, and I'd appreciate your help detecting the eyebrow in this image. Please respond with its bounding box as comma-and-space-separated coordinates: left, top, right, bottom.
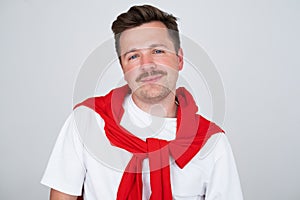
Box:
122, 44, 168, 58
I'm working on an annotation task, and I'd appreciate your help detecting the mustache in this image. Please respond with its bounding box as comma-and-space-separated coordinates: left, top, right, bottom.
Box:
135, 70, 168, 82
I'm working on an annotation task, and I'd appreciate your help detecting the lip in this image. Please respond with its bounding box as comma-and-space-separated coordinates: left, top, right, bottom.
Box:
140, 74, 164, 83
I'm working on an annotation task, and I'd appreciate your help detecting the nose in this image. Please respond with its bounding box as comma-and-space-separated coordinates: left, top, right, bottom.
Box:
140, 53, 155, 71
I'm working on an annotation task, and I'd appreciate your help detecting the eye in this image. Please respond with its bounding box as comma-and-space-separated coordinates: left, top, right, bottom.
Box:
153, 49, 165, 54
128, 54, 139, 60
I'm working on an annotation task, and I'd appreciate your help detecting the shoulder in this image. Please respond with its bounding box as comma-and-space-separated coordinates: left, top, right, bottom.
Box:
197, 132, 233, 161
73, 105, 105, 128
72, 106, 107, 148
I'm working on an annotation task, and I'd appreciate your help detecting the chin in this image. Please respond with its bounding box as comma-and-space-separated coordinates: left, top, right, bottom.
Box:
135, 85, 171, 103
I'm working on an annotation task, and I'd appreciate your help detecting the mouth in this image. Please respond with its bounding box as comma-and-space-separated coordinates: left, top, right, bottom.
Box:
136, 70, 167, 83
140, 74, 164, 83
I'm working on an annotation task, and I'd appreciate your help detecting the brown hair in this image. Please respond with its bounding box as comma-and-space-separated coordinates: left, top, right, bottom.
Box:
111, 5, 180, 57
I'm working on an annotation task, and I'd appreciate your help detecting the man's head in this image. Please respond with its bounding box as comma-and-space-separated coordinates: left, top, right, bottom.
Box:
111, 5, 180, 58
111, 5, 183, 109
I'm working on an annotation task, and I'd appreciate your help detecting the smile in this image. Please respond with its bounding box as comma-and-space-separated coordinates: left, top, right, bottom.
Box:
140, 74, 164, 83
135, 70, 168, 83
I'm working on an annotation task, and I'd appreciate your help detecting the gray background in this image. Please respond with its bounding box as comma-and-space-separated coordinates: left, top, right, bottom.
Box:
1, 0, 299, 199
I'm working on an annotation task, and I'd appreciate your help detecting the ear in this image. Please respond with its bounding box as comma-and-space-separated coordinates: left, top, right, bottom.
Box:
177, 48, 184, 71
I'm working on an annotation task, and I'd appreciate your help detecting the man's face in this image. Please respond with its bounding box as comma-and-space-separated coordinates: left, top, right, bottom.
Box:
119, 21, 183, 104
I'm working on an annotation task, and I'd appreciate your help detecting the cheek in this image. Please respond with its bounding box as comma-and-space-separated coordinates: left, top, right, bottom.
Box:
156, 57, 179, 70
123, 68, 138, 83
122, 62, 139, 74
123, 71, 132, 83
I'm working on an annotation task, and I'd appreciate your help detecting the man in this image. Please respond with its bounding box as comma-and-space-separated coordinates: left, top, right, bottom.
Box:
41, 5, 243, 200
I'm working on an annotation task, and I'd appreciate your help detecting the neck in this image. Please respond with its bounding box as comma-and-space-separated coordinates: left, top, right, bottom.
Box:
132, 92, 178, 118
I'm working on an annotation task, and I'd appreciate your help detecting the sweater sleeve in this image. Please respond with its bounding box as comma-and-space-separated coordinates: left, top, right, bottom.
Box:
41, 112, 86, 196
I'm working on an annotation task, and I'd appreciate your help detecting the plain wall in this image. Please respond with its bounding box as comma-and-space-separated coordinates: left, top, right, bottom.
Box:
0, 0, 299, 199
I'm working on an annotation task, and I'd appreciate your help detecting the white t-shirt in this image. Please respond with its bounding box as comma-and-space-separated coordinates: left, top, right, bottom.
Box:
41, 95, 243, 200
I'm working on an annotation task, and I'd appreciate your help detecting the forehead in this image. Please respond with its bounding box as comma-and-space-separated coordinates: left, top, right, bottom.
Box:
119, 21, 174, 55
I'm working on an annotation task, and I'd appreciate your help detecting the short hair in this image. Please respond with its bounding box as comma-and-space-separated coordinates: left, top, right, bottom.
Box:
111, 5, 180, 58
